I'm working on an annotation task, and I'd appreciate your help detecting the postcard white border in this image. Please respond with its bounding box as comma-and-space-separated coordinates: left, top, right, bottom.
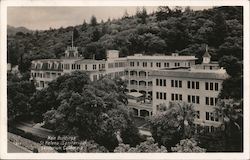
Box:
1, 0, 249, 159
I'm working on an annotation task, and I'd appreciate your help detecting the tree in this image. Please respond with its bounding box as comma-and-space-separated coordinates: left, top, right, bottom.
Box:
171, 138, 206, 152
40, 73, 140, 151
30, 71, 91, 122
90, 15, 98, 26
149, 102, 195, 150
219, 56, 241, 77
215, 99, 243, 136
73, 28, 79, 41
156, 6, 172, 21
91, 28, 101, 42
197, 99, 243, 152
114, 137, 168, 153
82, 20, 87, 31
211, 11, 228, 47
219, 77, 243, 100
7, 79, 36, 122
136, 7, 148, 24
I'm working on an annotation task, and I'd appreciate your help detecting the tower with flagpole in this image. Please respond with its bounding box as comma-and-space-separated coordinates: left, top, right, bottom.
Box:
64, 30, 79, 59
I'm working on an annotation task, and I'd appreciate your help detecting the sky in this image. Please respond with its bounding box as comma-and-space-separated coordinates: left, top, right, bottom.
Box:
7, 6, 211, 30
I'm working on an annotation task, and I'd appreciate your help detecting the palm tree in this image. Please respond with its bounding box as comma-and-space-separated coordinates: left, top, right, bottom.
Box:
215, 99, 242, 132
168, 102, 196, 138
214, 99, 243, 151
150, 102, 196, 149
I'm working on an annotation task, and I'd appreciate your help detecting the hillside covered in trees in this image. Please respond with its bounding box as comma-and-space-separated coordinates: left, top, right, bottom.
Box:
7, 6, 243, 73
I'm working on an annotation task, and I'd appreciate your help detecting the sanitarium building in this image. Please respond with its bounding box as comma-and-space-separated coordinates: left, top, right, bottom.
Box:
30, 44, 228, 132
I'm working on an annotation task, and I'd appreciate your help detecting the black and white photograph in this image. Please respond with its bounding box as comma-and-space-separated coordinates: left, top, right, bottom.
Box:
1, 0, 249, 159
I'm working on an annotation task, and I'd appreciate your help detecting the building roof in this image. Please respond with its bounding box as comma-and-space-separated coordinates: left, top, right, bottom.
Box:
127, 92, 143, 98
32, 59, 62, 62
127, 55, 197, 61
75, 59, 106, 64
150, 68, 229, 80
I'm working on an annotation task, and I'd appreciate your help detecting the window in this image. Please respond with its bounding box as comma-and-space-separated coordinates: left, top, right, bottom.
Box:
163, 80, 166, 86
137, 62, 139, 66
196, 82, 199, 89
172, 80, 182, 88
192, 81, 195, 89
156, 62, 161, 68
115, 63, 118, 67
215, 83, 219, 91
156, 79, 159, 86
188, 95, 191, 103
77, 64, 80, 70
72, 64, 76, 70
151, 62, 153, 67
160, 92, 163, 99
175, 94, 178, 101
215, 98, 218, 105
164, 62, 167, 67
64, 64, 70, 70
143, 62, 147, 67
93, 64, 97, 70
157, 92, 166, 100
85, 65, 88, 70
171, 94, 174, 101
130, 62, 134, 67
206, 97, 209, 105
179, 81, 182, 88
192, 96, 195, 103
172, 94, 182, 101
196, 96, 200, 104
210, 83, 213, 90
210, 97, 214, 106
206, 97, 218, 106
187, 81, 190, 89
206, 112, 209, 120
175, 80, 178, 87
160, 79, 162, 86
164, 93, 167, 100
205, 82, 209, 90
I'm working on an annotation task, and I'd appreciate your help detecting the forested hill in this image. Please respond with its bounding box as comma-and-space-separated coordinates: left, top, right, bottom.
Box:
7, 6, 243, 73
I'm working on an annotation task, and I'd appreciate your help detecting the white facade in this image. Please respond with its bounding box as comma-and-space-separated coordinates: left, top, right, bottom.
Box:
151, 61, 229, 131
125, 53, 197, 98
30, 47, 127, 89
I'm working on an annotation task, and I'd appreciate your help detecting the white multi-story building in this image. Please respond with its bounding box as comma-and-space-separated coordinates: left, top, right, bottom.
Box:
30, 47, 127, 89
125, 53, 197, 98
151, 50, 229, 131
30, 44, 229, 131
